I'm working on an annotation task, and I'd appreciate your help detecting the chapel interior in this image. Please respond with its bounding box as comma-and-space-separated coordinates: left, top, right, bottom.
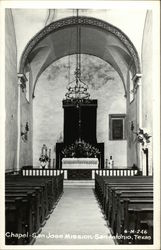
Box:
4, 8, 157, 247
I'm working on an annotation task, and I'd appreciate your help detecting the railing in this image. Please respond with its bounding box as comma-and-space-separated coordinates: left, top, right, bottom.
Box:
96, 169, 138, 177
5, 170, 20, 175
21, 168, 139, 179
21, 169, 63, 177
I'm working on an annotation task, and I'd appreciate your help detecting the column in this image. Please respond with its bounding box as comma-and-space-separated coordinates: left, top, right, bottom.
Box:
17, 74, 27, 171
134, 74, 144, 174
138, 76, 143, 174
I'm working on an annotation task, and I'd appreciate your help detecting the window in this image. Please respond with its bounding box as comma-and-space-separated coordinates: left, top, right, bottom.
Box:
109, 114, 126, 140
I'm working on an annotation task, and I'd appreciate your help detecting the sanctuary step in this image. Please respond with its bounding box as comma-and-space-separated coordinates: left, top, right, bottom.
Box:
64, 180, 95, 187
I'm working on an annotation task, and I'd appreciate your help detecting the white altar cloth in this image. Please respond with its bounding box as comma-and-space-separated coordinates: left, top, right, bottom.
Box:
62, 158, 99, 169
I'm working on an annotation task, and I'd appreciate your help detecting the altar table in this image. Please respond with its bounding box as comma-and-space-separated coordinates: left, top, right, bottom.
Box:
62, 158, 99, 169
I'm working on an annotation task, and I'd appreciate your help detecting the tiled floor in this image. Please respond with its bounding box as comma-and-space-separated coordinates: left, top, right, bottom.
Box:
34, 186, 115, 245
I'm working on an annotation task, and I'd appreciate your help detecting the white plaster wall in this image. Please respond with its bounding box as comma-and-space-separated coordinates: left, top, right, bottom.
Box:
142, 11, 152, 132
5, 9, 18, 172
33, 55, 127, 167
141, 11, 153, 175
126, 10, 153, 173
4, 8, 154, 171
5, 9, 34, 171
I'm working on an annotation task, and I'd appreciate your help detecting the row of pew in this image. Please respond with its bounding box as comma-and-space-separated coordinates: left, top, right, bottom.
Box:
95, 174, 153, 245
5, 173, 64, 245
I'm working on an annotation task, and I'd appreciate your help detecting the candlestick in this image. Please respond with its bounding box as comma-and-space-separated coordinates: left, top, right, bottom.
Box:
49, 148, 51, 158
42, 144, 47, 155
53, 159, 55, 168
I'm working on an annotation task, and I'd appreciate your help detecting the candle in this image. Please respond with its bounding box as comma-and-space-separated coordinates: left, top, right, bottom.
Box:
42, 144, 47, 155
49, 148, 51, 159
41, 145, 43, 155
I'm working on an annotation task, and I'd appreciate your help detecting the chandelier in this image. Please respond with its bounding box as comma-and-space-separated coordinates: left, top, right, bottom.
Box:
65, 9, 90, 102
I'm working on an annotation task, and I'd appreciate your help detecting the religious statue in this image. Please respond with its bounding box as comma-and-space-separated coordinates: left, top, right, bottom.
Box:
39, 144, 49, 169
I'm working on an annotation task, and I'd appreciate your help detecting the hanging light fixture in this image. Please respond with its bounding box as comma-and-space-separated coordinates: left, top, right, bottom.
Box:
65, 9, 90, 103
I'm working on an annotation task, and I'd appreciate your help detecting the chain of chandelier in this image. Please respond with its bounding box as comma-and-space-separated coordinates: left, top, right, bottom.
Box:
65, 9, 90, 101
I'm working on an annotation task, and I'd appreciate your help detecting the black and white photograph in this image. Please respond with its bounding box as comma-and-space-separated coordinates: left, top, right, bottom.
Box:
0, 1, 160, 249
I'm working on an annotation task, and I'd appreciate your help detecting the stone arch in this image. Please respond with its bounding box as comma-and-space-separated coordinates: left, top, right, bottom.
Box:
17, 15, 144, 171
19, 16, 141, 80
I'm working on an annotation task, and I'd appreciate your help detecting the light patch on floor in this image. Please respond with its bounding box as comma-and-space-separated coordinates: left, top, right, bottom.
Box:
34, 187, 115, 245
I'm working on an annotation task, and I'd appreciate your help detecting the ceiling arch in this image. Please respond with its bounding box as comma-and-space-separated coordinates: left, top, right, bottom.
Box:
19, 16, 141, 97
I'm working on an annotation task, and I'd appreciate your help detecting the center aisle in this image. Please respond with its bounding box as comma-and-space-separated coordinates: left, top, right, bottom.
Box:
34, 183, 115, 245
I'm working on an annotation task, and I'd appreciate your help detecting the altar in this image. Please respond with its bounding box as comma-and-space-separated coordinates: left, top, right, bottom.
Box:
56, 99, 104, 169
62, 158, 99, 169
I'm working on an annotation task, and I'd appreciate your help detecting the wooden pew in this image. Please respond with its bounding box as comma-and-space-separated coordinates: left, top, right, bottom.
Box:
131, 209, 153, 244
121, 199, 153, 244
95, 174, 153, 245
102, 176, 153, 206
6, 175, 62, 216
95, 174, 153, 206
5, 173, 64, 245
5, 175, 63, 216
110, 190, 153, 232
6, 182, 48, 222
5, 194, 36, 245
106, 185, 153, 223
5, 186, 44, 244
95, 175, 153, 208
5, 187, 42, 231
5, 197, 28, 245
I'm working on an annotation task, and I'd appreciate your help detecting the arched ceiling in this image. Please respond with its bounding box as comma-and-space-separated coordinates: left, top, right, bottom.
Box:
19, 16, 141, 97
